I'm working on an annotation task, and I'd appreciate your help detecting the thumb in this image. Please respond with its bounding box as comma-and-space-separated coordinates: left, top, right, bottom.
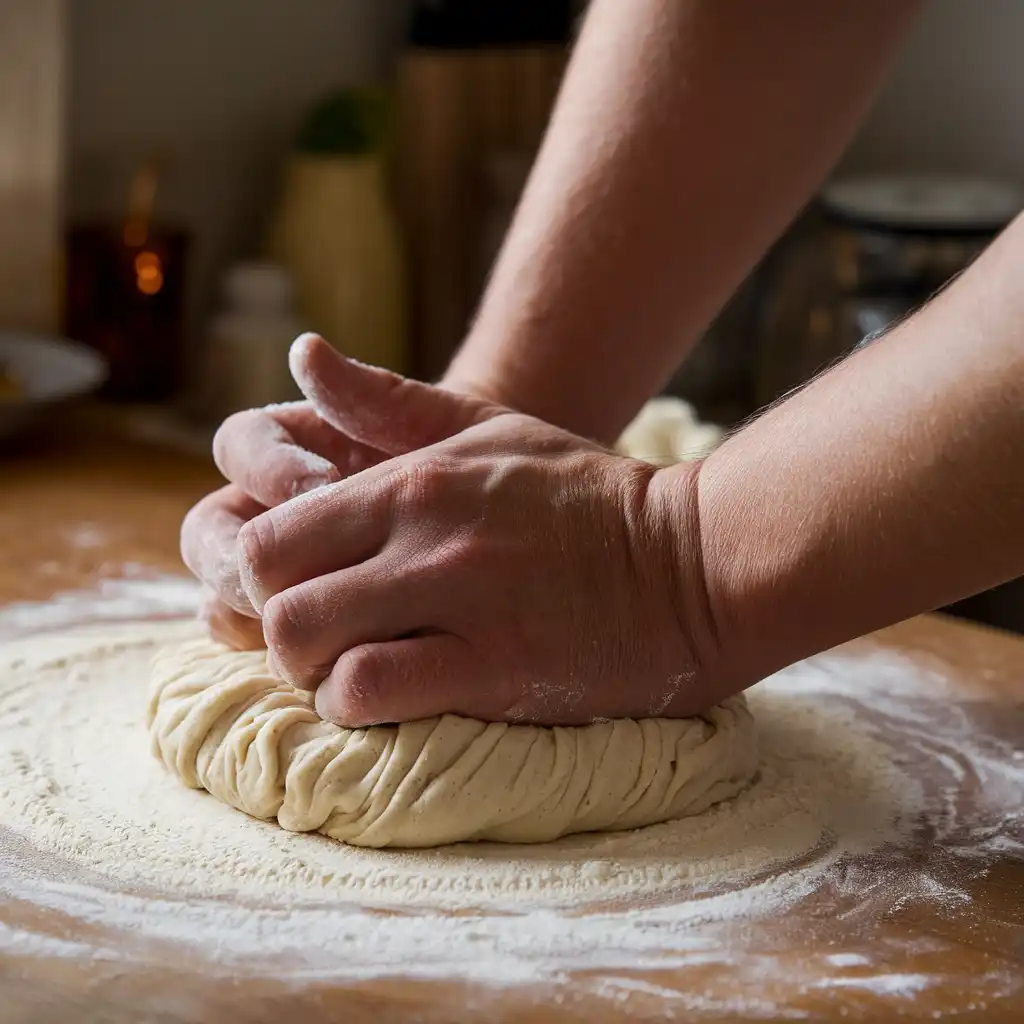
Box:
314, 634, 491, 727
289, 334, 498, 456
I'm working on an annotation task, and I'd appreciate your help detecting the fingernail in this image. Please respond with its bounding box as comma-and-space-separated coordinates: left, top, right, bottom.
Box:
288, 333, 323, 380
291, 471, 335, 497
314, 683, 340, 724
289, 332, 322, 360
237, 553, 266, 614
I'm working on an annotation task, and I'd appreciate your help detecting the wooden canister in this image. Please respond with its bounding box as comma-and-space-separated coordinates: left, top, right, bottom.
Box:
396, 3, 570, 379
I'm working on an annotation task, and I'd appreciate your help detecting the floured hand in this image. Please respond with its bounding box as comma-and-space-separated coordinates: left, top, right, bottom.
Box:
180, 333, 501, 645
230, 339, 715, 727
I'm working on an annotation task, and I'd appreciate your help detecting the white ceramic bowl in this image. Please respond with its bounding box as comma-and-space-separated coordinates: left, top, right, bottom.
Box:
0, 333, 108, 439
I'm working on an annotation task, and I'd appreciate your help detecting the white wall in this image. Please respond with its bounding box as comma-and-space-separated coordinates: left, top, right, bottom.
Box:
844, 0, 1024, 184
68, 0, 406, 342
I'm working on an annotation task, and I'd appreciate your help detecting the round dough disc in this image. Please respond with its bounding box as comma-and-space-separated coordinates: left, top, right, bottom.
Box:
149, 638, 758, 849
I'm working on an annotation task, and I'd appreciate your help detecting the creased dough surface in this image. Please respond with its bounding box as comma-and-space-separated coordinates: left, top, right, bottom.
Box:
148, 638, 758, 848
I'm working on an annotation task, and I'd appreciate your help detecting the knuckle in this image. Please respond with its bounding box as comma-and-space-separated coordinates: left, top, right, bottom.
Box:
432, 529, 477, 572
398, 455, 452, 509
262, 589, 309, 656
336, 647, 388, 722
237, 514, 276, 583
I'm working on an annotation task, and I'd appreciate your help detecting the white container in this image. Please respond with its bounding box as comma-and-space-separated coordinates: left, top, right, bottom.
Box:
205, 261, 304, 418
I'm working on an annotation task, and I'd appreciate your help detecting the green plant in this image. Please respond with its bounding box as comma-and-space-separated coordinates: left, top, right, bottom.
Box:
295, 87, 394, 157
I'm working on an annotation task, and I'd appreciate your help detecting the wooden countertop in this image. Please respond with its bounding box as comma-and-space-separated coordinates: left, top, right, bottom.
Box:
1, 411, 1023, 1022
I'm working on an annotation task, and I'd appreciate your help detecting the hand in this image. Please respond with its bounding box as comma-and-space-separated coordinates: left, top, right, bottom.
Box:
237, 342, 717, 727
180, 333, 501, 647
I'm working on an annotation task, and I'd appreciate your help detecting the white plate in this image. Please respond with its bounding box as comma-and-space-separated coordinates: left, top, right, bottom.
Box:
0, 333, 108, 439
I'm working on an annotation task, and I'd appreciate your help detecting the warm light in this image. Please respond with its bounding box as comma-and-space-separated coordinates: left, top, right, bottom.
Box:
135, 250, 164, 295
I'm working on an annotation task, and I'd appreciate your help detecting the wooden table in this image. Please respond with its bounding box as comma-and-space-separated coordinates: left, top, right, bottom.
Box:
1, 413, 1023, 1022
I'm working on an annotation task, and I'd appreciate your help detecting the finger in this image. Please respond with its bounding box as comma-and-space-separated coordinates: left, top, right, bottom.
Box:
200, 591, 266, 650
180, 485, 265, 615
272, 401, 381, 476
289, 333, 497, 456
212, 404, 345, 507
260, 558, 439, 690
236, 472, 394, 613
314, 634, 487, 727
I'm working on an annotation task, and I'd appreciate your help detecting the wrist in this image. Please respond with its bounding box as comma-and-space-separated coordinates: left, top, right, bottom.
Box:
694, 444, 819, 696
643, 460, 727, 701
442, 326, 629, 445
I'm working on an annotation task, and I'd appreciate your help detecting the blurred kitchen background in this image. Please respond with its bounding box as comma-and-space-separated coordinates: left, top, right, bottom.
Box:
1, 0, 1022, 631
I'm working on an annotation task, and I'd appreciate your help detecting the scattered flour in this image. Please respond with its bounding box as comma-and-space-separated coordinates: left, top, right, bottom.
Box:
0, 620, 920, 971
0, 571, 201, 641
0, 612, 1019, 1016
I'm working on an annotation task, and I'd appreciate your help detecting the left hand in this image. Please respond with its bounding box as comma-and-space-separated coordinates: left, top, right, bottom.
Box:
237, 340, 718, 727
181, 334, 501, 648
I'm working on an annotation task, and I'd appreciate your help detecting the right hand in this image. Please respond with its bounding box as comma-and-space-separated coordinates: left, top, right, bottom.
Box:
180, 334, 502, 647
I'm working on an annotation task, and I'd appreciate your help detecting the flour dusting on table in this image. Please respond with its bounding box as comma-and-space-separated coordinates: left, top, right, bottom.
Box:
0, 615, 1020, 1016
0, 623, 910, 950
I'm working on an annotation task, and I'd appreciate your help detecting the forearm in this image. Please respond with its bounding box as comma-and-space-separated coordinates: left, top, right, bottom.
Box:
691, 213, 1024, 693
444, 0, 921, 443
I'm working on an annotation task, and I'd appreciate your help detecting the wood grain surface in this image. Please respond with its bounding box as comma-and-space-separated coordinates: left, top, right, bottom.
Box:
1, 409, 1022, 1022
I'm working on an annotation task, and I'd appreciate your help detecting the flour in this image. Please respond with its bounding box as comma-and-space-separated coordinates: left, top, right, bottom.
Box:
0, 570, 201, 642
148, 637, 759, 848
0, 618, 923, 978
0, 615, 1020, 1016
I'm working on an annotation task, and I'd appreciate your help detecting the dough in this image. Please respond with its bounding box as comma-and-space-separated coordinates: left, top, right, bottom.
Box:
3, 622, 915, 937
148, 396, 756, 849
148, 639, 757, 848
615, 396, 724, 465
